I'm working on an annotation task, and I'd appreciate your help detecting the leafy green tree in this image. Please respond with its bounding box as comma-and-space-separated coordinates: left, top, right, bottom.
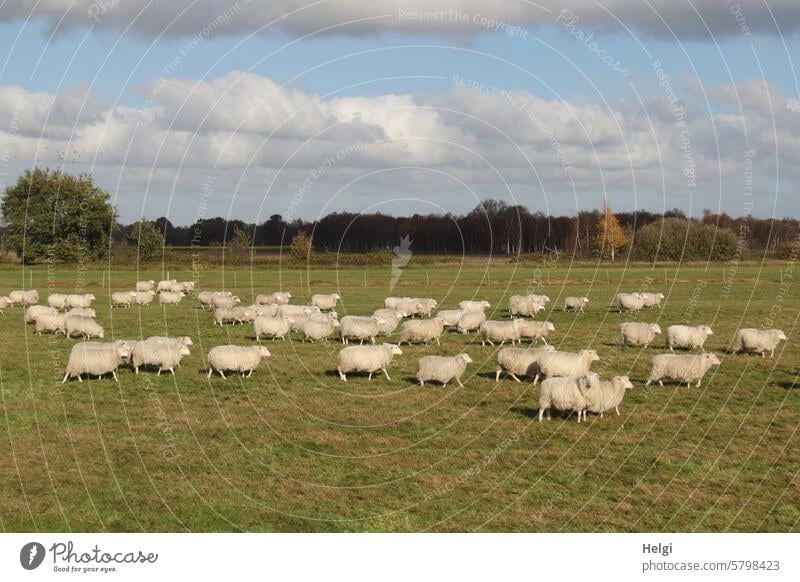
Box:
632, 217, 737, 261
127, 220, 165, 262
1, 168, 117, 264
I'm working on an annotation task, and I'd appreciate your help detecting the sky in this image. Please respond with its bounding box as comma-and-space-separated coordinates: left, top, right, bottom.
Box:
0, 1, 798, 225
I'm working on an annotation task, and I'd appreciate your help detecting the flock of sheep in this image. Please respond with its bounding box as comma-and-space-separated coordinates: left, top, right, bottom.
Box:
1, 283, 788, 423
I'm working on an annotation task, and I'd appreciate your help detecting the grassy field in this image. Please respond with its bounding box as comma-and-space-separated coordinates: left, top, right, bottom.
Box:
0, 259, 797, 532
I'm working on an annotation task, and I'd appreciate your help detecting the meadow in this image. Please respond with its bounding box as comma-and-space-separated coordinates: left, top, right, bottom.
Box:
0, 258, 797, 532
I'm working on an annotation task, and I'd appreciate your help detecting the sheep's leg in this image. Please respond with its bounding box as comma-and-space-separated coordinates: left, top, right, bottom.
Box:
371, 337, 375, 345
77, 375, 83, 382
419, 380, 424, 386
368, 372, 373, 381
542, 337, 549, 345
533, 374, 540, 385
436, 338, 440, 346
538, 408, 545, 422
382, 367, 391, 381
658, 380, 663, 386
495, 368, 501, 382
457, 378, 465, 388
615, 406, 620, 415
510, 373, 522, 383
645, 379, 652, 386
207, 369, 213, 378
61, 373, 69, 384
218, 370, 226, 379
169, 368, 175, 376
112, 371, 119, 381
337, 368, 346, 382
247, 370, 253, 378
695, 379, 700, 387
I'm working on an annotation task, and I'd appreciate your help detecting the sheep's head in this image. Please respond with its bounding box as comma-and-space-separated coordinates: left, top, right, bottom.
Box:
233, 296, 241, 304
97, 329, 105, 339
385, 343, 403, 356
180, 336, 194, 346
258, 346, 272, 358
701, 325, 714, 336
332, 320, 341, 328
482, 301, 491, 308
333, 293, 341, 300
657, 293, 665, 300
581, 349, 600, 362
328, 310, 338, 319
434, 317, 445, 326
546, 322, 556, 331
772, 329, 788, 341
616, 376, 634, 390
651, 324, 662, 334
88, 294, 96, 301
179, 346, 191, 357
458, 353, 474, 364
117, 342, 133, 359
285, 293, 292, 299
705, 353, 722, 366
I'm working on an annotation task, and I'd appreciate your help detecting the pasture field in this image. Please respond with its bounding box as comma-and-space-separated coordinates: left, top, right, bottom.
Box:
0, 260, 797, 532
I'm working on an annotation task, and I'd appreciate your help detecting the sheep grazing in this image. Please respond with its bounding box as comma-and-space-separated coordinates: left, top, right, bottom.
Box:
495, 345, 555, 382
417, 353, 473, 387
62, 341, 132, 383
456, 310, 486, 334
619, 322, 662, 348
132, 291, 155, 306
408, 298, 437, 317
197, 291, 231, 309
517, 320, 555, 344
171, 281, 195, 294
640, 292, 665, 308
111, 291, 137, 308
210, 294, 240, 309
148, 335, 193, 348
206, 345, 272, 379
337, 343, 402, 381
614, 292, 645, 312
288, 313, 311, 333
67, 307, 96, 318
213, 307, 248, 326
582, 375, 634, 420
65, 293, 96, 309
384, 296, 409, 310
508, 295, 546, 317
538, 373, 595, 422
534, 349, 600, 384
394, 299, 424, 318
458, 300, 490, 312
10, 290, 40, 306
65, 314, 105, 339
277, 304, 315, 319
311, 293, 341, 311
136, 280, 156, 292
731, 328, 787, 358
563, 296, 589, 313
666, 325, 713, 352
253, 316, 292, 340
302, 318, 340, 342
156, 280, 177, 293
256, 291, 291, 305
372, 309, 402, 334
158, 291, 185, 305
340, 315, 385, 345
25, 305, 57, 323
437, 309, 465, 328
129, 340, 191, 375
48, 293, 68, 309
35, 313, 67, 335
646, 353, 721, 387
479, 319, 522, 346
0, 296, 12, 314
398, 318, 446, 346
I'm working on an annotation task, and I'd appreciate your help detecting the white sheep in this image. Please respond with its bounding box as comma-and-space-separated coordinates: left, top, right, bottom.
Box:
398, 317, 445, 346
35, 313, 67, 335
458, 300, 490, 312
254, 316, 292, 340
67, 307, 96, 318
408, 298, 437, 317
517, 320, 555, 344
206, 345, 271, 378
337, 343, 402, 381
340, 316, 385, 345
619, 322, 662, 348
646, 353, 721, 387
479, 319, 523, 346
372, 308, 403, 334
48, 293, 68, 309
65, 293, 95, 309
456, 310, 487, 334
156, 280, 177, 293
614, 292, 645, 312
0, 296, 11, 314
173, 281, 195, 294
213, 307, 247, 325
311, 293, 341, 311
210, 294, 240, 309
111, 291, 137, 308
197, 291, 231, 309
394, 299, 424, 318
65, 314, 105, 339
384, 297, 410, 310
147, 336, 193, 348
640, 292, 665, 308
582, 375, 634, 420
302, 318, 340, 342
62, 341, 132, 383
731, 328, 787, 358
136, 280, 156, 292
508, 295, 546, 317
563, 296, 589, 312
538, 373, 594, 422
256, 292, 291, 305
436, 309, 465, 327
246, 304, 278, 317
495, 345, 555, 382
133, 291, 155, 306
277, 304, 315, 319
25, 305, 57, 323
10, 290, 39, 306
533, 349, 600, 384
130, 340, 191, 375
417, 353, 473, 387
159, 291, 185, 305
666, 325, 713, 352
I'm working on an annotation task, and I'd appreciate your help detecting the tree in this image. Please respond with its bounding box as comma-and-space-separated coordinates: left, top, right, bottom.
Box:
127, 220, 165, 262
228, 227, 252, 250
289, 231, 313, 263
1, 168, 117, 264
595, 202, 629, 260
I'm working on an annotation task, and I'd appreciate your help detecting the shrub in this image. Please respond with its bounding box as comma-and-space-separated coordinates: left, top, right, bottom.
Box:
290, 232, 313, 263
631, 218, 738, 261
127, 220, 165, 262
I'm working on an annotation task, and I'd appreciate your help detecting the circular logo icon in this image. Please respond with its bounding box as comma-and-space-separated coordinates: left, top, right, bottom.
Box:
20, 542, 46, 570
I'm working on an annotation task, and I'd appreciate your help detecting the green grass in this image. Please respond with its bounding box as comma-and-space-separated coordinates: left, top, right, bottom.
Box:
0, 260, 797, 532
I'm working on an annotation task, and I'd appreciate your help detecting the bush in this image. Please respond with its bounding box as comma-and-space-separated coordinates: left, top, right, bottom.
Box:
289, 232, 313, 263
127, 220, 165, 262
631, 218, 738, 262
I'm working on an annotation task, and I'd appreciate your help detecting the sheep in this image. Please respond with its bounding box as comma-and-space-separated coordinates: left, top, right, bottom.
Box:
156, 280, 177, 293
253, 316, 292, 340
372, 309, 402, 334
0, 296, 11, 314
582, 375, 634, 420
288, 313, 311, 333
340, 316, 385, 345
408, 298, 437, 317
62, 341, 132, 383
147, 335, 193, 348
398, 317, 446, 346
417, 353, 473, 387
197, 291, 232, 309
731, 328, 787, 358
614, 292, 645, 312
666, 325, 713, 352
206, 345, 271, 379
517, 320, 555, 344
25, 305, 57, 323
394, 299, 424, 318
437, 309, 465, 327
458, 300, 490, 312
67, 307, 96, 318
563, 296, 589, 312
619, 322, 662, 348
640, 292, 665, 308
210, 294, 240, 309
129, 341, 191, 375
213, 307, 248, 325
132, 291, 155, 306
479, 319, 523, 346
533, 349, 600, 384
111, 291, 137, 308
47, 293, 68, 309
65, 293, 96, 309
170, 281, 195, 294
65, 315, 105, 339
35, 313, 67, 335
302, 318, 340, 342
509, 295, 546, 317
495, 345, 555, 382
244, 304, 278, 318
457, 310, 486, 334
311, 293, 341, 311
277, 304, 315, 319
646, 353, 721, 387
158, 291, 185, 305
310, 310, 338, 322
538, 374, 594, 422
136, 280, 156, 292
384, 297, 409, 310
337, 343, 402, 381
256, 292, 291, 305
10, 290, 39, 306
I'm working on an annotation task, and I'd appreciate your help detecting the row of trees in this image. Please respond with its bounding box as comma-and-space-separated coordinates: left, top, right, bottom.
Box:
2, 168, 798, 264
